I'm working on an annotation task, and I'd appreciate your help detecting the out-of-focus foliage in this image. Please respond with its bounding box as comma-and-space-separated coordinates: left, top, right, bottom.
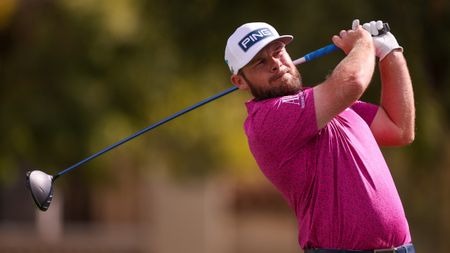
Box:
0, 0, 247, 182
1, 0, 450, 251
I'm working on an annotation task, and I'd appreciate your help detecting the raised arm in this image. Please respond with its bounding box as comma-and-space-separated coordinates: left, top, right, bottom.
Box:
361, 21, 415, 146
371, 51, 415, 146
313, 25, 375, 129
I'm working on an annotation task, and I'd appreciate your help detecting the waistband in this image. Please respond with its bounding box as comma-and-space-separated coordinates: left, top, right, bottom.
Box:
304, 243, 415, 253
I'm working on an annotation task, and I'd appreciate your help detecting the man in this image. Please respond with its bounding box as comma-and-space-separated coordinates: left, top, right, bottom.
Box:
225, 20, 415, 252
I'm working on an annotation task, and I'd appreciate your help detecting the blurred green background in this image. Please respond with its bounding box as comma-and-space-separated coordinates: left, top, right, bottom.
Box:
0, 0, 449, 252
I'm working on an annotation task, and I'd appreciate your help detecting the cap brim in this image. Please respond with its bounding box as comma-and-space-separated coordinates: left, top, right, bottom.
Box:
237, 35, 294, 73
275, 35, 294, 46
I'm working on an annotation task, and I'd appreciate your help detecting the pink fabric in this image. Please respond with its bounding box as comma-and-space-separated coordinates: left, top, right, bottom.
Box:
244, 88, 411, 250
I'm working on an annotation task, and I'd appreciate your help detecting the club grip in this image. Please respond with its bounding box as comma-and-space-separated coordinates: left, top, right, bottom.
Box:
380, 23, 390, 35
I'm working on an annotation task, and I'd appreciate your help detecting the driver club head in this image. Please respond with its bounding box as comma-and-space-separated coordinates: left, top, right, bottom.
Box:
26, 170, 54, 211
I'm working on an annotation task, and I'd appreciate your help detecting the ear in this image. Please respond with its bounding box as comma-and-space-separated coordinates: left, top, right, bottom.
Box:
230, 74, 249, 90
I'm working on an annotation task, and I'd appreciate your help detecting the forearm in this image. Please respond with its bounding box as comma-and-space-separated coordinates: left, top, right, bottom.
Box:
331, 39, 375, 100
313, 35, 375, 129
379, 50, 415, 142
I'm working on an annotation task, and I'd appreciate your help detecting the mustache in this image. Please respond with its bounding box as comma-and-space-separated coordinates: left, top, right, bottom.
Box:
269, 68, 289, 83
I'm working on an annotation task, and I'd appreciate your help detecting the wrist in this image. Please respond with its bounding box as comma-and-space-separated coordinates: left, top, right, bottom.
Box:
379, 48, 404, 63
378, 46, 403, 61
355, 38, 375, 54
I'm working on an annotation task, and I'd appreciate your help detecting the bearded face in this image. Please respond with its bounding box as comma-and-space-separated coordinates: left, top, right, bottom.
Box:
232, 40, 303, 100
241, 65, 302, 100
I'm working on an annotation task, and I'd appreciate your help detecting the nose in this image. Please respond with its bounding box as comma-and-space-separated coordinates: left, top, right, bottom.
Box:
268, 56, 282, 72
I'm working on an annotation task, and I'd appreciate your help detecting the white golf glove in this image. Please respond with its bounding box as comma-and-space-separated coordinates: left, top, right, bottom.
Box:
352, 19, 403, 60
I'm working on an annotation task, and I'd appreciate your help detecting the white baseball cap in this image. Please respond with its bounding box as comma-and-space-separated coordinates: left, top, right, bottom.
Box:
225, 22, 293, 74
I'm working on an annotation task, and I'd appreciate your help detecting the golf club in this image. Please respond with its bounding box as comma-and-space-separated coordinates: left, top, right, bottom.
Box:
26, 23, 390, 212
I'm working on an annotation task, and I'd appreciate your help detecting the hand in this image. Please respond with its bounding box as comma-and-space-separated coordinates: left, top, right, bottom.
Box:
354, 19, 403, 60
332, 25, 372, 55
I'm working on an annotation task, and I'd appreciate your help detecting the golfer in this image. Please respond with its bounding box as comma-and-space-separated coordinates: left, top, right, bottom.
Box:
225, 20, 415, 252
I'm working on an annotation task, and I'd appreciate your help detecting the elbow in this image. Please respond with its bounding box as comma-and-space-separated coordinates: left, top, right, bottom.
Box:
379, 130, 415, 147
344, 72, 368, 100
402, 129, 415, 145
394, 128, 415, 147
400, 117, 416, 145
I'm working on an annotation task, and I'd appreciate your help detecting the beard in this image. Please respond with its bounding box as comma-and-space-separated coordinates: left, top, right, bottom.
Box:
244, 67, 302, 101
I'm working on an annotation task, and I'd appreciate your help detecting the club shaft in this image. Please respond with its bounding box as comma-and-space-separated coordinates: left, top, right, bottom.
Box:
292, 44, 338, 65
54, 43, 340, 179
55, 86, 238, 178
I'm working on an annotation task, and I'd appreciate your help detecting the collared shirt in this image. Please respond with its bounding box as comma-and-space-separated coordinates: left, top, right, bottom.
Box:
244, 88, 411, 250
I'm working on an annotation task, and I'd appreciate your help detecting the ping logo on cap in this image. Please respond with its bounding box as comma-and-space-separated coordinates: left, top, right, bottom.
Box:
238, 28, 273, 52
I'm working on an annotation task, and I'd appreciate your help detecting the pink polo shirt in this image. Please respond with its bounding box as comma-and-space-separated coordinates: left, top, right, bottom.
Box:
244, 88, 411, 250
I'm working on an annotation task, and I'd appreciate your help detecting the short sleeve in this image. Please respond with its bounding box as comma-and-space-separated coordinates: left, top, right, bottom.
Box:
351, 101, 379, 126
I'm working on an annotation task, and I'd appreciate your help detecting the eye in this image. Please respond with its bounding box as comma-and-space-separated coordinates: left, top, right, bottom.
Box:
274, 45, 284, 55
269, 45, 284, 59
251, 58, 265, 67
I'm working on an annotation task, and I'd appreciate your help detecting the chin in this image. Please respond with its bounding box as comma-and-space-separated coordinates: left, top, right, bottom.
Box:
276, 74, 302, 95
253, 80, 302, 100
249, 69, 303, 100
